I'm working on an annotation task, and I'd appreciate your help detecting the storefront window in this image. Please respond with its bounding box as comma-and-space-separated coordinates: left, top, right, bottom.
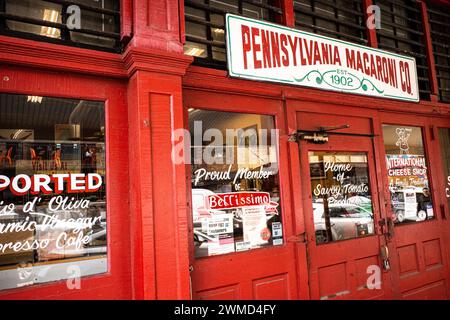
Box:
0, 93, 106, 290
189, 109, 282, 258
309, 152, 374, 244
382, 125, 434, 224
293, 0, 367, 45
2, 0, 120, 50
184, 0, 281, 67
438, 128, 450, 210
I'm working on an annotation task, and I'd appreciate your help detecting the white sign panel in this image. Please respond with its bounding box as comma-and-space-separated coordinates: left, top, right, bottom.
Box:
226, 14, 419, 102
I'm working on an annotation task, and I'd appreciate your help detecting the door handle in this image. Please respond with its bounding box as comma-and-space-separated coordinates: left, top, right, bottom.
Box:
380, 245, 391, 271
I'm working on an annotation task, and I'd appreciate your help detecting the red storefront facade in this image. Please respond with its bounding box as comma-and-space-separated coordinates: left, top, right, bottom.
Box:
0, 0, 449, 300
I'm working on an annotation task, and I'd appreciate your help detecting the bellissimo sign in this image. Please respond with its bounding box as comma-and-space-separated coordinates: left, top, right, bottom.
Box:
226, 14, 419, 102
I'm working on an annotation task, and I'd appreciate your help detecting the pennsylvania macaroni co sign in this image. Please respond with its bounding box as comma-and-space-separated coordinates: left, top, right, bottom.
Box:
226, 14, 419, 102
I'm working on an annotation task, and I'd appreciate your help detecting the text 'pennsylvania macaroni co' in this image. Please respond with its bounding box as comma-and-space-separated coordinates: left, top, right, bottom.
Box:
226, 14, 419, 102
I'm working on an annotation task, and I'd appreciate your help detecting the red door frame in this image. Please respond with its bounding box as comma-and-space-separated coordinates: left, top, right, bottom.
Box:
0, 65, 131, 299
300, 134, 391, 299
183, 87, 300, 299
431, 118, 450, 294
286, 101, 394, 299
376, 111, 450, 299
432, 119, 450, 219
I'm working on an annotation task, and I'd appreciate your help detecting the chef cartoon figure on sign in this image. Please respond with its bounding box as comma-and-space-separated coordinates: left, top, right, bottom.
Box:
396, 128, 412, 154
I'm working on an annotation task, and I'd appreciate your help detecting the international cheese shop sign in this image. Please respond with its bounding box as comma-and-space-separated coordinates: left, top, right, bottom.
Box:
226, 14, 419, 102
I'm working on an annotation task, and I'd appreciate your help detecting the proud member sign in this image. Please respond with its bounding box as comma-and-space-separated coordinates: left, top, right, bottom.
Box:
226, 14, 419, 102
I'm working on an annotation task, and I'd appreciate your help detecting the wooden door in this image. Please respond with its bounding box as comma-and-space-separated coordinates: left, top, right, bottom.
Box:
184, 89, 300, 300
378, 113, 450, 299
296, 111, 394, 300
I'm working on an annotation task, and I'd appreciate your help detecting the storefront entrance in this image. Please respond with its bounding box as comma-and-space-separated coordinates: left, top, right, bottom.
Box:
377, 112, 450, 299
185, 90, 299, 300
294, 111, 394, 299
291, 109, 450, 300
185, 87, 450, 300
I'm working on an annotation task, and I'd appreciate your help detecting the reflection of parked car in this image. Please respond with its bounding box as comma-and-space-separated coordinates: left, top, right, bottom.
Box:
313, 202, 374, 244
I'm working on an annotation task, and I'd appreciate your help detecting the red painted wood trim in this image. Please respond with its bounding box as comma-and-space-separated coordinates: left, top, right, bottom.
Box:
123, 46, 193, 77
429, 0, 450, 5
120, 0, 133, 43
0, 35, 126, 78
183, 66, 450, 116
282, 0, 295, 27
0, 35, 193, 79
285, 102, 310, 300
363, 0, 378, 48
179, 0, 186, 44
420, 0, 440, 99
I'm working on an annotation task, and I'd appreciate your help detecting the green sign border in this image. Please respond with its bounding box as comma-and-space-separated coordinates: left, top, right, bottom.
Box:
225, 14, 420, 103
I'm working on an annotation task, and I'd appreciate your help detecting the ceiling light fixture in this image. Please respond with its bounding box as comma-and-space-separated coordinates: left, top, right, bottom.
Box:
41, 9, 60, 38
212, 28, 225, 34
27, 96, 43, 103
184, 46, 205, 57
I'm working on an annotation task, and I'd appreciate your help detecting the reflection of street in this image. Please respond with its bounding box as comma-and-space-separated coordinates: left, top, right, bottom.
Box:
313, 198, 374, 244
309, 152, 374, 244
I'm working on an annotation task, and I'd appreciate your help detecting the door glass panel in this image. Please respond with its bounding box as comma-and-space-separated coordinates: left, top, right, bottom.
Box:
309, 152, 375, 244
382, 125, 434, 224
188, 109, 282, 258
438, 128, 450, 209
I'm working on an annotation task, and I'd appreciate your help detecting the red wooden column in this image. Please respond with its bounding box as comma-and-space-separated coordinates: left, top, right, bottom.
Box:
282, 0, 295, 27
419, 0, 440, 102
124, 0, 193, 299
363, 0, 378, 48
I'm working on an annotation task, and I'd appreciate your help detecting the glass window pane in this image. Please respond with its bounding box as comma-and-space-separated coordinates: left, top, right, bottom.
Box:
4, 0, 119, 50
189, 109, 282, 258
0, 93, 107, 291
382, 125, 434, 224
293, 0, 366, 44
439, 128, 450, 209
309, 152, 375, 245
184, 0, 281, 65
6, 0, 62, 39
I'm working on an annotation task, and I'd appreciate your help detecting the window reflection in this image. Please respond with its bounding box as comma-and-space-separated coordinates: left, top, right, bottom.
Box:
309, 152, 374, 244
0, 93, 107, 291
383, 125, 434, 224
3, 0, 119, 50
189, 109, 282, 258
184, 0, 280, 64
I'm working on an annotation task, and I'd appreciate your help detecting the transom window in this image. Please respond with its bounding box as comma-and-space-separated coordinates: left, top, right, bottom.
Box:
428, 2, 450, 103
184, 0, 282, 68
293, 0, 367, 45
372, 0, 430, 100
0, 0, 121, 52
